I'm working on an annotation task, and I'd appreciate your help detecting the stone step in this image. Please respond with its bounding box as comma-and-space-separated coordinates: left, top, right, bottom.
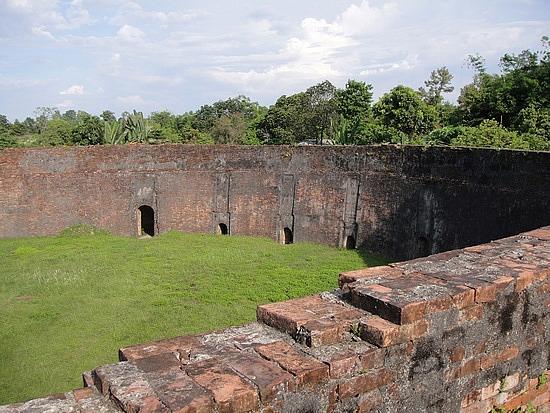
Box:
256, 291, 368, 348
94, 323, 352, 412
339, 237, 550, 326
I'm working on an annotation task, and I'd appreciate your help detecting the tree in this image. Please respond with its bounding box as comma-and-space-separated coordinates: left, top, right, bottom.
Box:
100, 110, 116, 123
0, 114, 9, 130
334, 80, 373, 144
373, 86, 437, 142
336, 80, 373, 120
305, 80, 338, 144
449, 119, 530, 150
193, 96, 261, 132
39, 118, 73, 146
149, 111, 180, 142
458, 44, 550, 128
0, 133, 16, 149
419, 67, 454, 105
62, 110, 77, 122
211, 113, 247, 144
33, 107, 60, 134
11, 120, 25, 136
22, 117, 38, 134
260, 93, 310, 144
499, 50, 538, 74
71, 114, 104, 145
0, 114, 16, 148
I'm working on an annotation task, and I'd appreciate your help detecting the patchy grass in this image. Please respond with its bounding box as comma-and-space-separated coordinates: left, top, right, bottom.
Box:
0, 228, 386, 404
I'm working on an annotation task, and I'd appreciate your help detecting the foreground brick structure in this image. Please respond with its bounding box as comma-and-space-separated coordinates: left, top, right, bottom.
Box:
1, 144, 549, 259
2, 226, 549, 412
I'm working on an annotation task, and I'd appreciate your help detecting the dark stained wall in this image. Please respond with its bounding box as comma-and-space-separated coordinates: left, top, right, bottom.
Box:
0, 144, 549, 260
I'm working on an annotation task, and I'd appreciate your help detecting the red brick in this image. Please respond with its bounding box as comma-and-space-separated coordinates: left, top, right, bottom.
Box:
450, 346, 465, 363
256, 296, 322, 336
338, 368, 393, 399
358, 347, 385, 372
480, 346, 520, 370
72, 387, 94, 402
480, 380, 500, 400
524, 228, 550, 240
133, 353, 182, 373
321, 351, 359, 379
473, 341, 487, 355
516, 269, 550, 292
338, 266, 403, 288
186, 360, 259, 413
461, 389, 480, 408
225, 352, 294, 403
359, 316, 427, 347
446, 358, 481, 380
473, 282, 499, 303
257, 295, 363, 346
119, 335, 201, 362
464, 243, 494, 254
357, 389, 384, 412
451, 286, 476, 310
146, 370, 214, 413
82, 371, 94, 388
254, 341, 329, 386
460, 398, 492, 413
459, 304, 484, 323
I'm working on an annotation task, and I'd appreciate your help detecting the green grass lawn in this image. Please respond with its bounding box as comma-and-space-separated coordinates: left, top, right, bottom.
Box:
0, 227, 386, 404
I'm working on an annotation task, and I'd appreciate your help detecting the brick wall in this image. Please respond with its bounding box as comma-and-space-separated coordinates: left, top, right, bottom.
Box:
2, 226, 549, 412
1, 144, 549, 259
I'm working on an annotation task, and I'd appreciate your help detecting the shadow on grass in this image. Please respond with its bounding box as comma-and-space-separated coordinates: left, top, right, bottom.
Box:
354, 247, 391, 268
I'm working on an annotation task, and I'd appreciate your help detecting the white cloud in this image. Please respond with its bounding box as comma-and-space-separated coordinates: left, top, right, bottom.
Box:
60, 84, 85, 95
208, 1, 398, 91
57, 0, 93, 30
0, 77, 43, 89
337, 1, 398, 36
31, 26, 55, 40
360, 55, 419, 76
117, 95, 145, 105
1, 0, 549, 121
117, 24, 144, 42
55, 99, 73, 108
6, 0, 92, 31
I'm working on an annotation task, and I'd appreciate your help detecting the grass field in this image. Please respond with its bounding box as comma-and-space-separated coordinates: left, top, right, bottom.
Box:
0, 226, 386, 404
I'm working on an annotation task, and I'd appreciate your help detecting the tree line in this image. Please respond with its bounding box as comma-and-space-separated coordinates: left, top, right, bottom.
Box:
1, 37, 549, 151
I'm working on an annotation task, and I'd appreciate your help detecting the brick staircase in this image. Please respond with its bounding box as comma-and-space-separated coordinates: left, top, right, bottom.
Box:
1, 227, 549, 412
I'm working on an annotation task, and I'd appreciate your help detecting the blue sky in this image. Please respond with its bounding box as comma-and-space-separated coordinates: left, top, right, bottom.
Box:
0, 0, 549, 120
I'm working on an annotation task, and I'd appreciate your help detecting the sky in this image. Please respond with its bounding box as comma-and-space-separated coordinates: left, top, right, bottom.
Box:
0, 0, 549, 121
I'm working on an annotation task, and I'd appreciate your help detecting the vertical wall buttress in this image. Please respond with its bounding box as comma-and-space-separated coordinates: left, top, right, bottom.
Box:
212, 173, 231, 234
340, 177, 360, 248
278, 174, 296, 243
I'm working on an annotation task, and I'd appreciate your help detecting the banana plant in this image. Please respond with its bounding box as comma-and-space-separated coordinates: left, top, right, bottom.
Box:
123, 110, 151, 143
104, 119, 125, 145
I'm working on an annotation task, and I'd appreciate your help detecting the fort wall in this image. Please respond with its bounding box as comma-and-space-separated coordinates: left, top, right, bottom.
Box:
1, 144, 549, 259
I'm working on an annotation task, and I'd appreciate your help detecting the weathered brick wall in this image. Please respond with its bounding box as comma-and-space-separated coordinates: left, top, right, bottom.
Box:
2, 226, 548, 412
1, 145, 549, 259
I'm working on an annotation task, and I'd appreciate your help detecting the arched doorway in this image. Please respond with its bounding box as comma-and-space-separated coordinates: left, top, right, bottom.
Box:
217, 223, 229, 235
283, 227, 293, 244
345, 235, 356, 249
138, 205, 155, 237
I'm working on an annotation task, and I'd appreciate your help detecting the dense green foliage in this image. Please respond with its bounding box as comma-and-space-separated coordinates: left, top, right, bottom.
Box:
0, 228, 385, 403
1, 38, 548, 151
